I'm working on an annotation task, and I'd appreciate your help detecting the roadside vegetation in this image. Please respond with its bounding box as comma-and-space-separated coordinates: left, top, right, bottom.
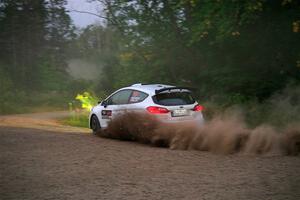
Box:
0, 0, 299, 129
60, 92, 99, 128
60, 112, 90, 128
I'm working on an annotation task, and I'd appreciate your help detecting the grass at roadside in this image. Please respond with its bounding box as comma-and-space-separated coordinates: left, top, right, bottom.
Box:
0, 91, 72, 115
60, 112, 89, 128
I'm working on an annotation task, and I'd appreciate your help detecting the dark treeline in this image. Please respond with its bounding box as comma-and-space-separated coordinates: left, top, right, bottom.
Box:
0, 0, 78, 113
0, 0, 300, 125
0, 0, 74, 90
83, 0, 300, 127
93, 0, 300, 103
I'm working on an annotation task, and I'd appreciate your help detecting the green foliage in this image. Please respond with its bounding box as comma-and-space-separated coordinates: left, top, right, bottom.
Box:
245, 85, 300, 128
0, 90, 71, 114
62, 0, 299, 128
0, 66, 21, 113
188, 0, 264, 42
1, 0, 300, 131
203, 85, 300, 128
0, 0, 79, 114
93, 0, 300, 103
61, 112, 89, 128
0, 0, 74, 91
0, 66, 13, 94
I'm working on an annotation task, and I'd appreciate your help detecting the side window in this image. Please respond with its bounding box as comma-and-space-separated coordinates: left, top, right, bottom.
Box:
128, 90, 148, 103
108, 90, 132, 105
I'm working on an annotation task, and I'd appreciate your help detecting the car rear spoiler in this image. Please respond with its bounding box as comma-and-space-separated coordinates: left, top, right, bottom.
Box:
155, 87, 194, 94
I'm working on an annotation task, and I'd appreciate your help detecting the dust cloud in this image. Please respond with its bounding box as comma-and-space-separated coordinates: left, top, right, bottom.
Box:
102, 112, 300, 156
67, 59, 101, 80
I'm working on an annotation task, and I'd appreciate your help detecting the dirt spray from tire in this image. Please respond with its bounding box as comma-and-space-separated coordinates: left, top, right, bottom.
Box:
103, 112, 300, 156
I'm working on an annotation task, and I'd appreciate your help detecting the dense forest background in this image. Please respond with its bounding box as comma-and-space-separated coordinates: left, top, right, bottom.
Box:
0, 0, 299, 127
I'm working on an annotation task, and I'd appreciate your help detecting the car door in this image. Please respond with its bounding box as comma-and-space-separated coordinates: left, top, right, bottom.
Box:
100, 89, 133, 128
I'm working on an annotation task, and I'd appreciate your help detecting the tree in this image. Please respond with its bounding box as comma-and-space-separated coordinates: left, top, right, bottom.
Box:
93, 0, 300, 102
0, 0, 48, 89
0, 0, 74, 91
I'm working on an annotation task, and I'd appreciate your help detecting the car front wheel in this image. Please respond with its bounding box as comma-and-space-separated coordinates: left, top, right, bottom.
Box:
91, 115, 101, 135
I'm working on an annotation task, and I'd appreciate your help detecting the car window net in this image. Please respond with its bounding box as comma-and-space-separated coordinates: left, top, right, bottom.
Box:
129, 91, 148, 103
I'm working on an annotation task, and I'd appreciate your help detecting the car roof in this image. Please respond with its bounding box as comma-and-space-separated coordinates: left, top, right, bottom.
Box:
123, 83, 175, 95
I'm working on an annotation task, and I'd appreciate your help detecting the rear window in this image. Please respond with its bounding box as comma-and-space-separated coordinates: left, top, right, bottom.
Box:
152, 92, 195, 106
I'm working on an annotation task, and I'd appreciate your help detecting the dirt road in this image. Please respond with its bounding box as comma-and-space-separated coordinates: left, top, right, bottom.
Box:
0, 112, 300, 200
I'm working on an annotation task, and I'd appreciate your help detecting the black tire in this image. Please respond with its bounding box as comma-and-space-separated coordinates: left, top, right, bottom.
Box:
90, 115, 101, 135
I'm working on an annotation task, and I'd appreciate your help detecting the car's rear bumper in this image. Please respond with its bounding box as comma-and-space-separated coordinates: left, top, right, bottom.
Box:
155, 113, 204, 127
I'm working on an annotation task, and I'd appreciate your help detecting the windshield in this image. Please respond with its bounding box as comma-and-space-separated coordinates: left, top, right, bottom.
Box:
152, 92, 195, 106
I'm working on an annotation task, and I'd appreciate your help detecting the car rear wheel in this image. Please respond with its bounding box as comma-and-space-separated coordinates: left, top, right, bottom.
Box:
91, 115, 101, 135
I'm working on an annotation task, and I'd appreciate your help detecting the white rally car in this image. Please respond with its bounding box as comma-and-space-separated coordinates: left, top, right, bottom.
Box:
89, 83, 204, 134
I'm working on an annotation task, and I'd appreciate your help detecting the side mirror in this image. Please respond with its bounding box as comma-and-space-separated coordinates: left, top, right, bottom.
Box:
101, 100, 108, 108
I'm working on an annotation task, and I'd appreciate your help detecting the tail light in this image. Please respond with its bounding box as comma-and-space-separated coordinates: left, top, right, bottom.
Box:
146, 106, 169, 114
193, 104, 204, 112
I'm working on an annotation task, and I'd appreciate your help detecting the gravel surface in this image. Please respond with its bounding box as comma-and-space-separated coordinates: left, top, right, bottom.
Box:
0, 111, 90, 133
1, 125, 300, 200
